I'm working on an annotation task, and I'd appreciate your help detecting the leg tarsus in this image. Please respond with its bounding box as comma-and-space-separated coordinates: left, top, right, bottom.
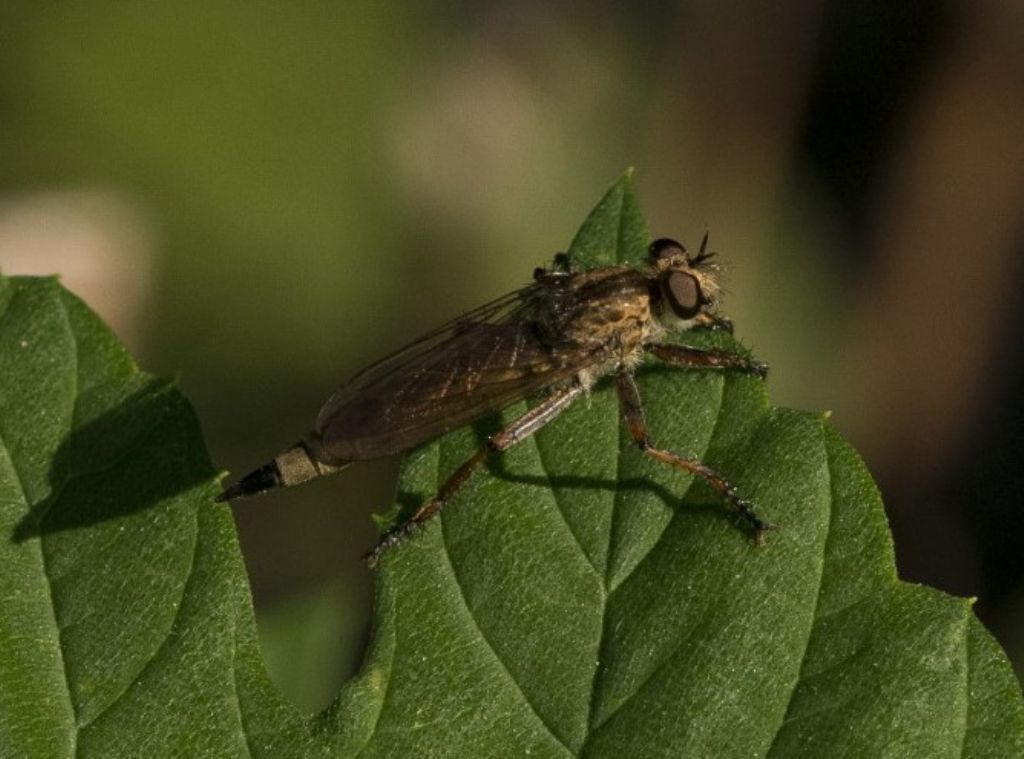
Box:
365, 516, 430, 568
725, 492, 777, 545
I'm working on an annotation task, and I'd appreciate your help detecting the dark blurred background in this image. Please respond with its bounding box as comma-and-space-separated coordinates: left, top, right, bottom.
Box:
2, 0, 1022, 711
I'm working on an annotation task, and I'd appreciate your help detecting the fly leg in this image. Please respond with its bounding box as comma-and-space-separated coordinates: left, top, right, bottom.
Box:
613, 370, 775, 543
645, 342, 768, 379
366, 382, 586, 567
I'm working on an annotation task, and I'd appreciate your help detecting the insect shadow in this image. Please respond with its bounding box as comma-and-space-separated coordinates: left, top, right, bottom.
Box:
11, 378, 214, 543
391, 445, 726, 533
391, 367, 737, 530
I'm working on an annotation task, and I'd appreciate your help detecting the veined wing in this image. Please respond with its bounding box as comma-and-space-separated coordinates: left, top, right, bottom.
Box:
342, 285, 532, 387
314, 283, 605, 461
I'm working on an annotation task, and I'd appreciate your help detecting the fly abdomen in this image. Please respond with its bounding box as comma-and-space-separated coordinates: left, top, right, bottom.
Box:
216, 441, 349, 502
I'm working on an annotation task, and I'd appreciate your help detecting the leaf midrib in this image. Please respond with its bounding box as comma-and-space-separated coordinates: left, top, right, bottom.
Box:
762, 419, 833, 756
0, 284, 79, 755
438, 454, 576, 757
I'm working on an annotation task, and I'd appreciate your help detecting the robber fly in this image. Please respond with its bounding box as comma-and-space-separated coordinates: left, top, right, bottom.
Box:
218, 235, 773, 566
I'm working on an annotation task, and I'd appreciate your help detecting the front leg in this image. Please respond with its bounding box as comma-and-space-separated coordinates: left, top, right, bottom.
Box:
614, 370, 775, 543
645, 342, 768, 379
693, 313, 734, 333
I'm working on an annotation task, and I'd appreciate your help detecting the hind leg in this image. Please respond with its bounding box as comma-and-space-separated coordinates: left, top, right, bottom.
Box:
366, 382, 585, 567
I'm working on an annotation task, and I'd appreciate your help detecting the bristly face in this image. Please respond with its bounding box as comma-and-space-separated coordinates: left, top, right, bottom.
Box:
646, 235, 724, 332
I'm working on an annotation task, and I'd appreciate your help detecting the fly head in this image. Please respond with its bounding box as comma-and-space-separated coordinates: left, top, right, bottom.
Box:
647, 236, 725, 332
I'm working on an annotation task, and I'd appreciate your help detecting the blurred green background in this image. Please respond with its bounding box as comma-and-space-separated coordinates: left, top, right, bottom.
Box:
2, 1, 1023, 711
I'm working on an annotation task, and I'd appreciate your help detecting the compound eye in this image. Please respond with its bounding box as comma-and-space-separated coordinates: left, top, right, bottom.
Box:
664, 271, 702, 319
649, 238, 687, 260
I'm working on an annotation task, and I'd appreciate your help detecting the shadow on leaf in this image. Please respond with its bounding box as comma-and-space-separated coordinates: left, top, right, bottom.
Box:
11, 377, 215, 542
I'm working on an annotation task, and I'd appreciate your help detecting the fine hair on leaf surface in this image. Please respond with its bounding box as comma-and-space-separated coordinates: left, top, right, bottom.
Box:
0, 172, 1022, 757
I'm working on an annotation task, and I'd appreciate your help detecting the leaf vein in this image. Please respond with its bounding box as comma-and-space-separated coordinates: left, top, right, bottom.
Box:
439, 466, 574, 756
0, 422, 78, 753
958, 613, 971, 758
605, 372, 727, 598
353, 627, 395, 756
230, 629, 255, 759
77, 508, 200, 731
530, 426, 601, 578
0, 284, 80, 753
764, 420, 834, 757
582, 192, 631, 741
586, 388, 762, 737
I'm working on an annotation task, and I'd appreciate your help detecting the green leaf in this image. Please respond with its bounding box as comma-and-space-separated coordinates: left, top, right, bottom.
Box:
2, 173, 1023, 757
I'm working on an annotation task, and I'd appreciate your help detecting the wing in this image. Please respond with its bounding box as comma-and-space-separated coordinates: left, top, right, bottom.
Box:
313, 283, 605, 461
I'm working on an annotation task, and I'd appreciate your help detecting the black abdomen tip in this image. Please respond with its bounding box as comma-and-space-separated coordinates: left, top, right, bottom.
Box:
215, 463, 281, 502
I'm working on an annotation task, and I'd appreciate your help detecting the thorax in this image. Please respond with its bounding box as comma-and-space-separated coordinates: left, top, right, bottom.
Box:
537, 265, 660, 353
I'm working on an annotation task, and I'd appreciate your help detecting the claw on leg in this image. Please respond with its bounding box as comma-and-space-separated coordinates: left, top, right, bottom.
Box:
728, 494, 778, 546
365, 518, 421, 568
